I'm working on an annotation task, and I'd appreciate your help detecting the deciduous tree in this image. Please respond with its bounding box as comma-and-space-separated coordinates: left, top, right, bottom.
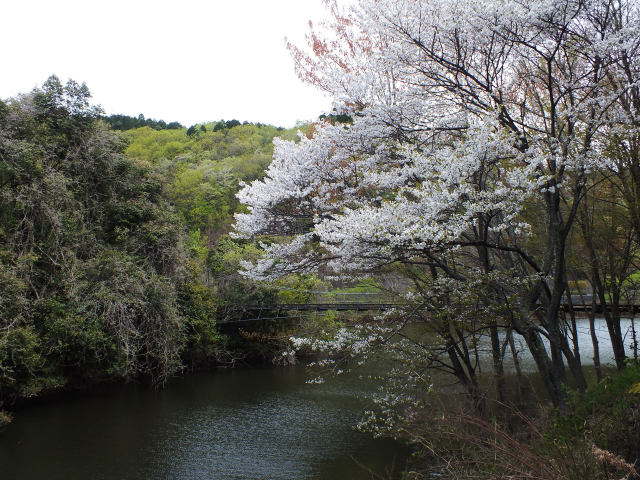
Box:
236, 0, 640, 408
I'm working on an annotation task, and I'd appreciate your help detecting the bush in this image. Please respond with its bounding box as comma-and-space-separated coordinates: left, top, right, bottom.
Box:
0, 325, 50, 401
555, 363, 640, 464
179, 280, 221, 366
69, 250, 185, 384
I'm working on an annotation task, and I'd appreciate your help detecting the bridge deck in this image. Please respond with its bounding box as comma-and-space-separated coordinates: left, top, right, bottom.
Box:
218, 302, 640, 329
229, 302, 640, 313
232, 303, 399, 312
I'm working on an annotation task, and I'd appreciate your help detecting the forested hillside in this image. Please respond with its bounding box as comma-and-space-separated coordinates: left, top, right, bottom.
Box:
124, 119, 300, 241
0, 76, 301, 408
122, 112, 312, 313
4, 0, 640, 477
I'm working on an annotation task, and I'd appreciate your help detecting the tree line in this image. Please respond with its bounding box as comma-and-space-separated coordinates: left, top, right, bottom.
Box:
103, 113, 183, 131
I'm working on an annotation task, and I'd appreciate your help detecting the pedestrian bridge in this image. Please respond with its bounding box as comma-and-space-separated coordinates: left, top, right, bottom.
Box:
218, 291, 640, 331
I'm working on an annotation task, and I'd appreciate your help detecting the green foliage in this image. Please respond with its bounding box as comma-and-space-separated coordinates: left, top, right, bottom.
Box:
68, 250, 185, 383
186, 229, 209, 262
0, 77, 194, 403
0, 265, 28, 325
124, 122, 301, 248
123, 127, 193, 164
169, 164, 235, 236
0, 326, 46, 399
275, 274, 323, 304
178, 280, 221, 366
295, 310, 346, 343
211, 119, 243, 132
318, 112, 353, 124
0, 77, 314, 405
550, 364, 640, 463
207, 236, 277, 306
331, 279, 383, 294
42, 310, 120, 379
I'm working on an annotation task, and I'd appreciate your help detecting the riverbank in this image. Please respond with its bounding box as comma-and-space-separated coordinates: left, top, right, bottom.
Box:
0, 319, 299, 415
397, 363, 640, 479
4, 314, 639, 480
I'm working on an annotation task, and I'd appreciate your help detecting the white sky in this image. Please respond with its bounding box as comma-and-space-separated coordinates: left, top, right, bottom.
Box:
1, 0, 334, 128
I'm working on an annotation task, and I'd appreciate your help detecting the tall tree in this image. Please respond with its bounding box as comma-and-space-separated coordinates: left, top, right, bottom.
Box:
236, 0, 640, 407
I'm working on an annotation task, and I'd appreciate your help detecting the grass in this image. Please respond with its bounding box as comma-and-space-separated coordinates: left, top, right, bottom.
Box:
403, 363, 640, 479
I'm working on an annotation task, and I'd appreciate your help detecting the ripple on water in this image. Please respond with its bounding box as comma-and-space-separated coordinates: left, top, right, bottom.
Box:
0, 366, 408, 480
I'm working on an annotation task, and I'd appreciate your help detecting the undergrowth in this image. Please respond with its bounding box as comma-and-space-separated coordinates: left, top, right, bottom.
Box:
404, 364, 640, 480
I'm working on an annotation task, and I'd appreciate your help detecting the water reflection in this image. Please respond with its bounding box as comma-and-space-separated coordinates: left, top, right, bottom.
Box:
0, 366, 408, 480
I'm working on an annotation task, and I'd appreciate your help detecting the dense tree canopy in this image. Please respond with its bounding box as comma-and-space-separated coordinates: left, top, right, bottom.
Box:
0, 77, 213, 403
124, 119, 304, 245
0, 75, 314, 408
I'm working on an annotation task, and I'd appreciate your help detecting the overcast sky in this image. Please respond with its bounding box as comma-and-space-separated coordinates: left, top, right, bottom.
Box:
1, 0, 333, 128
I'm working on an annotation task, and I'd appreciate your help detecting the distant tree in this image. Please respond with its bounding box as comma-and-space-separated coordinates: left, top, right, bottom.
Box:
319, 112, 352, 124
103, 114, 183, 131
0, 100, 8, 124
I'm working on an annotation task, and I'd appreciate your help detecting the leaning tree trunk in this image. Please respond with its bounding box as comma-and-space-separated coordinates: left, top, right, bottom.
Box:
507, 329, 524, 403
489, 323, 506, 403
445, 335, 484, 410
592, 270, 626, 370
562, 283, 587, 394
513, 302, 563, 408
589, 303, 603, 382
579, 280, 602, 382
544, 194, 570, 410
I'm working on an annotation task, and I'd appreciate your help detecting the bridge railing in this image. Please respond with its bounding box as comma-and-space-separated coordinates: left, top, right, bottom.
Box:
272, 289, 402, 305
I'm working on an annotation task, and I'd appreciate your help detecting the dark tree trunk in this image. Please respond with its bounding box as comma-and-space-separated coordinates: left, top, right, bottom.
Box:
563, 284, 587, 394
490, 324, 505, 402
631, 317, 638, 364
446, 336, 484, 410
508, 329, 524, 402
589, 311, 603, 382
594, 280, 627, 370
545, 213, 569, 410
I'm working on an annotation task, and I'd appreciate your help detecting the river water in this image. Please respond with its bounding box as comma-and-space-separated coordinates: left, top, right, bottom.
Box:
0, 365, 408, 480
506, 317, 638, 371
1, 317, 636, 479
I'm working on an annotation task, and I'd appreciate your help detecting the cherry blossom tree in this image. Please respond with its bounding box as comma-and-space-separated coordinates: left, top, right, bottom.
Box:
235, 0, 640, 408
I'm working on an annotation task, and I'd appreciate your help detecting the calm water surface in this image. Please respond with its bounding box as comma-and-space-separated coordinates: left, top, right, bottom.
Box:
0, 365, 408, 480
2, 318, 634, 479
